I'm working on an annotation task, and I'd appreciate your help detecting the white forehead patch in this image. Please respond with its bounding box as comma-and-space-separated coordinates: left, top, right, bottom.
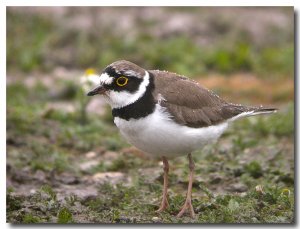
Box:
123, 70, 140, 78
106, 71, 150, 109
99, 73, 114, 85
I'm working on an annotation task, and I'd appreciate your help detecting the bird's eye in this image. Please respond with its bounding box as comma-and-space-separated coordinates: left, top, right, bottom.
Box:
116, 76, 128, 86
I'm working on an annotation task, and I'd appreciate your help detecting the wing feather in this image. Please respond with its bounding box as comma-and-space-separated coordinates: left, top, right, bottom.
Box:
150, 70, 252, 128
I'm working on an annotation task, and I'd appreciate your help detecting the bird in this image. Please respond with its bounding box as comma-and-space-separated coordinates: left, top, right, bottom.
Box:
87, 60, 277, 218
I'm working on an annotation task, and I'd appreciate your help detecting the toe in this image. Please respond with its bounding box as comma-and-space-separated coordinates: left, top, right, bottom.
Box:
176, 200, 195, 218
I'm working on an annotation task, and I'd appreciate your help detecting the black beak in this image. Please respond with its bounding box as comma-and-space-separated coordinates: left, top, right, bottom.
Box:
87, 85, 106, 96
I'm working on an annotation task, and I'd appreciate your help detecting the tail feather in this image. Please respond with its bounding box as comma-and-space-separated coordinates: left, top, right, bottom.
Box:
228, 106, 277, 122
251, 107, 278, 116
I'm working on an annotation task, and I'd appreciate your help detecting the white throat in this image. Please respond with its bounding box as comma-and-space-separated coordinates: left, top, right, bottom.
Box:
107, 71, 150, 109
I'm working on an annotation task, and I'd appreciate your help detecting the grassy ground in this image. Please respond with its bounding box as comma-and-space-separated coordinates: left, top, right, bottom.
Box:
6, 74, 294, 223
6, 7, 294, 223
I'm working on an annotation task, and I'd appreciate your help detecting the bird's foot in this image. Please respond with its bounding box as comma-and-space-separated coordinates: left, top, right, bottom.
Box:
156, 198, 169, 213
176, 198, 195, 218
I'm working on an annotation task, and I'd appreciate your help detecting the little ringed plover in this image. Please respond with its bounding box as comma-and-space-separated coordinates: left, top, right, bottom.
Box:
87, 60, 277, 218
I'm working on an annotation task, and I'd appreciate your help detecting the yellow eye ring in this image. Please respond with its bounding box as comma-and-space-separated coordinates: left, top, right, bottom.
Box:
116, 76, 128, 86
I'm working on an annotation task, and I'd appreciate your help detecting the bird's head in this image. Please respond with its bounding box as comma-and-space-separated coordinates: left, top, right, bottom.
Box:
87, 60, 150, 109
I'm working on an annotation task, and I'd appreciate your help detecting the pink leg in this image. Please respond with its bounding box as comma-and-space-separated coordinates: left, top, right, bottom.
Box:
177, 153, 195, 218
156, 156, 169, 212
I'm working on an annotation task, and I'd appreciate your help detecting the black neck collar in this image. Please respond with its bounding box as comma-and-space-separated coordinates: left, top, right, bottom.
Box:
112, 72, 155, 120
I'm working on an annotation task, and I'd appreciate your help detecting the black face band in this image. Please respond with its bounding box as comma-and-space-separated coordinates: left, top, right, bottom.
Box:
102, 67, 143, 93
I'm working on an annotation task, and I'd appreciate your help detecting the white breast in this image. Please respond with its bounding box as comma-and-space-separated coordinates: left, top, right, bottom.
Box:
114, 105, 228, 158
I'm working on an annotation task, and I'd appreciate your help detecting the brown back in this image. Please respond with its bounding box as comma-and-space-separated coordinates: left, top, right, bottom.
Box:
150, 70, 253, 128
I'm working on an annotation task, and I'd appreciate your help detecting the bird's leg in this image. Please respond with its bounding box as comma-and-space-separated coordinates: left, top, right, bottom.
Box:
177, 153, 195, 218
156, 156, 169, 213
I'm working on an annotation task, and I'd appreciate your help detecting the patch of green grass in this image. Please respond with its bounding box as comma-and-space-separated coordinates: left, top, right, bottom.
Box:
85, 183, 148, 223
103, 138, 126, 151
6, 192, 23, 212
22, 214, 42, 223
6, 83, 51, 138
55, 119, 124, 152
25, 141, 72, 173
99, 183, 139, 210
107, 153, 145, 172
256, 45, 294, 77
205, 43, 253, 73
244, 161, 263, 178
232, 135, 259, 152
88, 152, 151, 174
40, 185, 57, 201
7, 187, 14, 194
57, 207, 73, 223
139, 36, 206, 77
196, 186, 294, 223
7, 10, 54, 72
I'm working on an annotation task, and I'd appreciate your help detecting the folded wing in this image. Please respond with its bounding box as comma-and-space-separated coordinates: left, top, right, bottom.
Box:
150, 70, 274, 128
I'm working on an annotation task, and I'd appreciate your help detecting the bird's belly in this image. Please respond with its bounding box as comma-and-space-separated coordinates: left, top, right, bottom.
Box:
114, 105, 228, 158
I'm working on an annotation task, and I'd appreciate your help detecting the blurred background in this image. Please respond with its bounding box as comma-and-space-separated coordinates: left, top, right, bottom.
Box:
7, 7, 294, 223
